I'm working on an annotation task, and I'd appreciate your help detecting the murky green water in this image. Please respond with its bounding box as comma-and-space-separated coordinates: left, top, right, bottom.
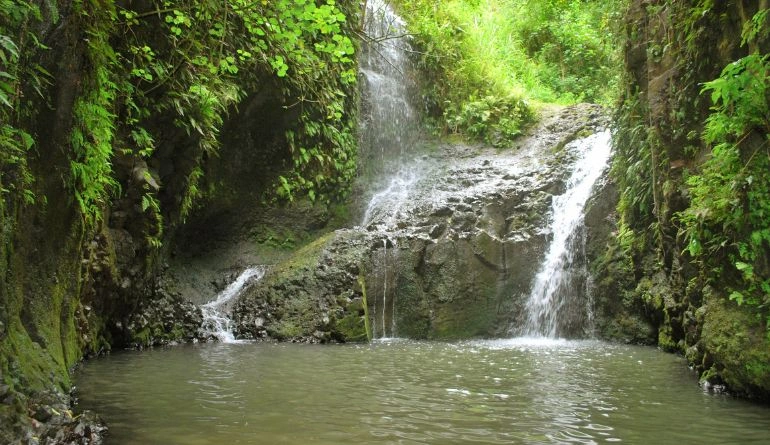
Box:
75, 339, 770, 444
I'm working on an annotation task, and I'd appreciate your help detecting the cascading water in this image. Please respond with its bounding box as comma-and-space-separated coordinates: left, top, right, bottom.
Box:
369, 237, 399, 339
359, 0, 421, 338
521, 130, 612, 338
360, 166, 421, 228
200, 266, 265, 343
359, 0, 419, 168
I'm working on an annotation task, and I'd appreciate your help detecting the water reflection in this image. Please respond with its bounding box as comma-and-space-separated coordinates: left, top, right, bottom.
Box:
75, 340, 770, 444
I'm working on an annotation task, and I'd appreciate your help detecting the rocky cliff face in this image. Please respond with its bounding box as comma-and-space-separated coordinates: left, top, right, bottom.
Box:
602, 0, 770, 399
230, 105, 610, 342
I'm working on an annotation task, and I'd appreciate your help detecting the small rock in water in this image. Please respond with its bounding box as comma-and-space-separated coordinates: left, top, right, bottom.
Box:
431, 206, 453, 217
429, 224, 447, 239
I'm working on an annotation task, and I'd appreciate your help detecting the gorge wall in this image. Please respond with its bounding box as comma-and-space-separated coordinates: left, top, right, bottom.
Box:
0, 0, 360, 440
594, 0, 770, 399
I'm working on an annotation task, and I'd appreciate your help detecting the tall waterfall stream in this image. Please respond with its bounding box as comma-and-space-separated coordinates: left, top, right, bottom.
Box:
358, 0, 421, 339
522, 130, 612, 338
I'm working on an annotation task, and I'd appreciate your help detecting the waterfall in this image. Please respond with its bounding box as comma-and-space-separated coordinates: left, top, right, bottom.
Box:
359, 0, 420, 338
359, 0, 419, 171
521, 130, 612, 338
382, 239, 388, 337
361, 167, 421, 228
200, 266, 266, 343
369, 237, 398, 339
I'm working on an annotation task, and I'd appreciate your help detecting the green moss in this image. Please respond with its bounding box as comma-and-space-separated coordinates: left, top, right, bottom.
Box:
600, 314, 656, 345
272, 232, 335, 276
333, 313, 367, 342
657, 326, 679, 353
701, 296, 770, 395
268, 320, 303, 340
358, 275, 372, 342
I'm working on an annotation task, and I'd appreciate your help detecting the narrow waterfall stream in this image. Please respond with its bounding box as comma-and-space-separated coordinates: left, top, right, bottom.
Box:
522, 130, 612, 338
199, 267, 265, 343
359, 0, 421, 338
359, 0, 418, 167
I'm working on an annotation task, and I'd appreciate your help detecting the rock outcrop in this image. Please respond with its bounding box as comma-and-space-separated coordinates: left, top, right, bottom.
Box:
230, 105, 611, 342
604, 0, 770, 399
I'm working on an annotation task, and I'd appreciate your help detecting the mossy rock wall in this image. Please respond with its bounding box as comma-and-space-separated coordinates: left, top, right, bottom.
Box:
607, 0, 770, 399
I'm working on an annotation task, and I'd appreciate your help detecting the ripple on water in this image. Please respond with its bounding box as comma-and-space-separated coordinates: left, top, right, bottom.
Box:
74, 341, 770, 444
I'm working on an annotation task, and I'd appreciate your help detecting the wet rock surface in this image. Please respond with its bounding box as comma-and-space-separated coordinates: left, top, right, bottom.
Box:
1, 390, 106, 445
229, 104, 612, 341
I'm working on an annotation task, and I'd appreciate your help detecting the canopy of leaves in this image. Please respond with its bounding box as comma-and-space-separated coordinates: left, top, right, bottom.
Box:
1, 0, 360, 244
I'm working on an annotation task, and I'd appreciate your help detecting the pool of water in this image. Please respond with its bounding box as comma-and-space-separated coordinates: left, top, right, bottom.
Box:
74, 339, 770, 444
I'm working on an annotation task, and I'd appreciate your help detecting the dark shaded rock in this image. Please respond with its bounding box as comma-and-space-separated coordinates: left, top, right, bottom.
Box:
121, 292, 204, 348
431, 206, 453, 217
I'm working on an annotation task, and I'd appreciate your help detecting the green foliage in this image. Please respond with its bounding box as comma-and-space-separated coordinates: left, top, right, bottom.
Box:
514, 0, 624, 103
0, 125, 35, 205
0, 0, 50, 207
391, 0, 624, 144
678, 8, 770, 333
741, 8, 769, 46
117, 0, 359, 209
0, 34, 19, 109
445, 95, 534, 147
69, 4, 121, 223
3, 0, 359, 245
612, 93, 655, 232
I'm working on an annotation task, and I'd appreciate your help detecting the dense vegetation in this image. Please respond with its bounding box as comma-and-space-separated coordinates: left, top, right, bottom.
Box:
681, 8, 770, 330
391, 0, 625, 146
1, 0, 359, 239
610, 0, 770, 394
1, 0, 362, 439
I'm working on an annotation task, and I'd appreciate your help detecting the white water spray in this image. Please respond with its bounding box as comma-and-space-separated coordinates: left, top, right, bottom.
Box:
361, 168, 421, 228
359, 0, 419, 338
200, 266, 265, 343
359, 0, 418, 163
522, 130, 612, 338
